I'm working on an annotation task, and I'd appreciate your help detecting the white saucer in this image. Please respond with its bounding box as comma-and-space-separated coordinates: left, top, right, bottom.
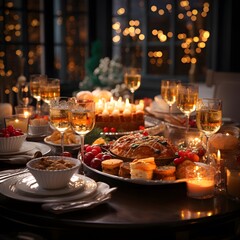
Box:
0, 172, 98, 203
16, 173, 86, 196
0, 142, 35, 156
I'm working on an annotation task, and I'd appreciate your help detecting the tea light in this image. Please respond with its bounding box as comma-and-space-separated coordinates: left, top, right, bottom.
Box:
186, 165, 215, 199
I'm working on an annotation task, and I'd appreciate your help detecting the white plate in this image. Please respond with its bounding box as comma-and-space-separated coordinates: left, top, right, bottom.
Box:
44, 136, 81, 147
15, 173, 86, 196
0, 142, 52, 162
0, 172, 98, 203
0, 142, 35, 156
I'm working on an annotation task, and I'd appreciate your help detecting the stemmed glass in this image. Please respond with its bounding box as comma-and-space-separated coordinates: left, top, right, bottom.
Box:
49, 97, 72, 154
161, 80, 180, 114
196, 98, 222, 164
69, 99, 95, 162
30, 74, 47, 115
176, 83, 199, 131
124, 67, 141, 103
39, 77, 60, 115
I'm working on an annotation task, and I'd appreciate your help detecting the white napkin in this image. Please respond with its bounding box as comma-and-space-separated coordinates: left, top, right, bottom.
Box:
0, 149, 42, 164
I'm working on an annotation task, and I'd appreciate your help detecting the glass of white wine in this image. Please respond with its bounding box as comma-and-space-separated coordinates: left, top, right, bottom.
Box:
40, 78, 61, 105
49, 97, 72, 154
176, 83, 199, 131
30, 74, 47, 115
196, 98, 222, 164
161, 79, 180, 114
69, 99, 95, 162
124, 67, 141, 103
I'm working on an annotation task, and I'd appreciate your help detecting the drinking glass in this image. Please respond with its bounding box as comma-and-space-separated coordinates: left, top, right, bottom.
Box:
196, 98, 222, 164
40, 78, 60, 105
49, 97, 72, 154
30, 74, 47, 115
176, 83, 199, 131
124, 67, 141, 103
161, 80, 180, 114
69, 99, 95, 162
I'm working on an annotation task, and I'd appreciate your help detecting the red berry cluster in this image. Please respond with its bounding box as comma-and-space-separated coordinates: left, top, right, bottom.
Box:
173, 149, 200, 165
83, 144, 113, 170
0, 125, 24, 137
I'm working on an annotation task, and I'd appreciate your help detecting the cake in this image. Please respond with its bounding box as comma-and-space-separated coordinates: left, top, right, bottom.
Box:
153, 165, 176, 181
101, 159, 123, 176
76, 89, 145, 132
130, 157, 156, 180
109, 132, 177, 165
95, 98, 145, 132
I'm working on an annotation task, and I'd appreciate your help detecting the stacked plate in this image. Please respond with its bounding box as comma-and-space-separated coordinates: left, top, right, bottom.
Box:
0, 172, 99, 203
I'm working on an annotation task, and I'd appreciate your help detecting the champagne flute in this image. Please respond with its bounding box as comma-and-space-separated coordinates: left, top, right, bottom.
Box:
69, 99, 95, 162
30, 74, 47, 115
176, 83, 199, 131
40, 78, 60, 105
124, 67, 141, 103
196, 98, 222, 164
161, 80, 180, 114
49, 97, 71, 154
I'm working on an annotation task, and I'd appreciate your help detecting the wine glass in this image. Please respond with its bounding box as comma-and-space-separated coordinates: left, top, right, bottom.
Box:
49, 97, 71, 154
196, 98, 222, 164
176, 83, 199, 131
161, 80, 180, 114
124, 67, 141, 103
30, 74, 47, 115
69, 99, 95, 162
40, 78, 60, 105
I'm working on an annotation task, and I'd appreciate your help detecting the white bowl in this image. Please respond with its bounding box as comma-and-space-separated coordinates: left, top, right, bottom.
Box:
0, 133, 27, 153
28, 124, 49, 136
26, 156, 81, 189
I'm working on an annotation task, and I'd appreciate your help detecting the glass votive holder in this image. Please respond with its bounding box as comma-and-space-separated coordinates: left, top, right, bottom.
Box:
225, 167, 240, 201
186, 164, 216, 199
4, 114, 29, 133
15, 105, 35, 119
218, 125, 239, 139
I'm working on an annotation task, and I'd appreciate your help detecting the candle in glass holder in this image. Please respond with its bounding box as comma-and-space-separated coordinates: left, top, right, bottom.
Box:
4, 114, 29, 133
186, 164, 215, 199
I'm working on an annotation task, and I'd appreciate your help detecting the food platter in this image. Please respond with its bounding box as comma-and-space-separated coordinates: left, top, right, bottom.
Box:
100, 115, 165, 138
44, 136, 81, 148
83, 162, 181, 186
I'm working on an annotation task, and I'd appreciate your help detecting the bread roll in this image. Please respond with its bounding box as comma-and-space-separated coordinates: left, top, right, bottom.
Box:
176, 160, 195, 179
101, 159, 123, 176
118, 162, 130, 178
130, 157, 156, 180
76, 91, 94, 101
153, 165, 176, 181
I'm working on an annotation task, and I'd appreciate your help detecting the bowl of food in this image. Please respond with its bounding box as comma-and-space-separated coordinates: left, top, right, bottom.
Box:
26, 156, 81, 189
28, 118, 50, 136
0, 125, 27, 153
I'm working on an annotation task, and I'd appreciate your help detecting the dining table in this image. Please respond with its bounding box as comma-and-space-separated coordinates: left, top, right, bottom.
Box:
0, 123, 240, 240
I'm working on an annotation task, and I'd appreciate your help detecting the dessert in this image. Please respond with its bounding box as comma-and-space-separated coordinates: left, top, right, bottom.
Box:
101, 159, 123, 176
130, 157, 157, 180
153, 165, 176, 181
109, 132, 177, 165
